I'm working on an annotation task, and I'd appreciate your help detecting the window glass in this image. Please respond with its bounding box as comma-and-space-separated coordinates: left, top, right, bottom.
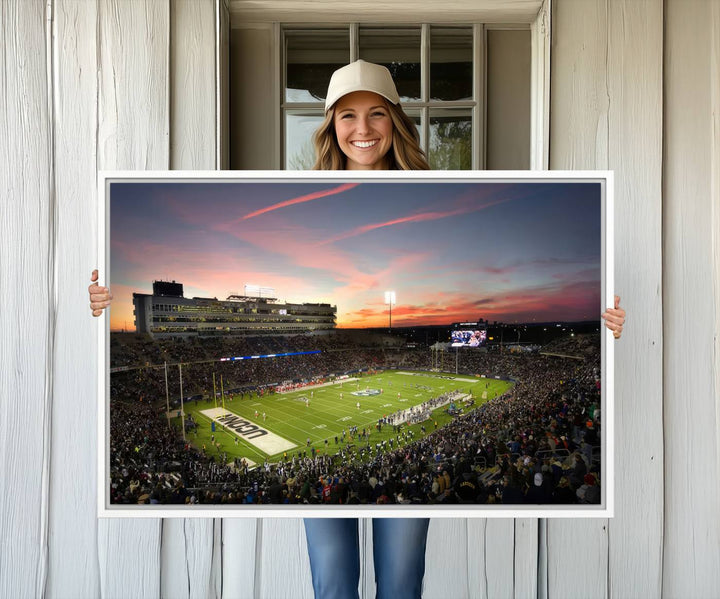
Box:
285, 112, 324, 170
428, 109, 472, 170
402, 109, 423, 147
359, 28, 421, 102
285, 30, 350, 103
430, 27, 473, 101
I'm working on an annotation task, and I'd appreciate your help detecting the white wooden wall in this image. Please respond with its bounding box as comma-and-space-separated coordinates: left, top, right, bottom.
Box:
1, 1, 718, 597
663, 1, 720, 596
550, 1, 664, 596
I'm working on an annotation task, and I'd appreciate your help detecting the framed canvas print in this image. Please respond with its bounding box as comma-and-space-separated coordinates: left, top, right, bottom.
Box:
97, 170, 614, 518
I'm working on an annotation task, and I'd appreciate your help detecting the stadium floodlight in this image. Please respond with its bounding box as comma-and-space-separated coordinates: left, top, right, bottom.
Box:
384, 291, 396, 331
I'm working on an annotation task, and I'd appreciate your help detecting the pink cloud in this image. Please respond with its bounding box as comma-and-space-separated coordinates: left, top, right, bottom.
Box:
230, 183, 359, 222
214, 218, 382, 292
318, 197, 512, 245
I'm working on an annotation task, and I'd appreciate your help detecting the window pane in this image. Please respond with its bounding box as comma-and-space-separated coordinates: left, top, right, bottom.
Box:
430, 27, 473, 101
402, 109, 423, 148
286, 30, 349, 103
428, 109, 472, 170
359, 28, 421, 102
285, 112, 324, 169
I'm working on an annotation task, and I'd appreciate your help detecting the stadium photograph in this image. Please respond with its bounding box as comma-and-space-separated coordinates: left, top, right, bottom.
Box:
104, 175, 606, 511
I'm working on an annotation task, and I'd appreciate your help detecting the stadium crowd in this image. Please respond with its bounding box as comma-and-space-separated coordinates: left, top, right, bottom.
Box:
111, 333, 405, 404
109, 333, 602, 506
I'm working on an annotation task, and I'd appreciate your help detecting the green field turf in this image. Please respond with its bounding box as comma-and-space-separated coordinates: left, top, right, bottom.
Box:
174, 370, 513, 466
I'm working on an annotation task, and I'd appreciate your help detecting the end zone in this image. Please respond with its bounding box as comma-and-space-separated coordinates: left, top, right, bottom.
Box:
200, 408, 297, 454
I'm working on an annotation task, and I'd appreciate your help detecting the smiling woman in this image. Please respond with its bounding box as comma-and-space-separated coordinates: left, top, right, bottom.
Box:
311, 60, 430, 171
301, 59, 432, 599
333, 91, 394, 170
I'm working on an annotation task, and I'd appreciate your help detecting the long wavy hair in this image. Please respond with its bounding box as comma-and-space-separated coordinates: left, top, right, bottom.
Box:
312, 99, 430, 171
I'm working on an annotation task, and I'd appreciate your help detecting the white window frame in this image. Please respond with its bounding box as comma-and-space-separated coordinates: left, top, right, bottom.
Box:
228, 0, 551, 171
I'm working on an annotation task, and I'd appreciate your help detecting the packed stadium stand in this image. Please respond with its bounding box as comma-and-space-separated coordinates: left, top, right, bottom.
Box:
109, 332, 602, 506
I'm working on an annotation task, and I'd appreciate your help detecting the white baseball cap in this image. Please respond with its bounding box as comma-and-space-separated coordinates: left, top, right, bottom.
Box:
324, 60, 400, 112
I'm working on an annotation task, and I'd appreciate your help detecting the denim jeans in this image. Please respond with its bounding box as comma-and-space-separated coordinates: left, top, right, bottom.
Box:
303, 518, 430, 599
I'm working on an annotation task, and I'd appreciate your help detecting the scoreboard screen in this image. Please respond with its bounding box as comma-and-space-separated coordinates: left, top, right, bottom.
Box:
451, 329, 487, 347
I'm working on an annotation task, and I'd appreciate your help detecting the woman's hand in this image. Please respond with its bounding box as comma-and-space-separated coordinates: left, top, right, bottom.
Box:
601, 295, 625, 339
89, 269, 113, 316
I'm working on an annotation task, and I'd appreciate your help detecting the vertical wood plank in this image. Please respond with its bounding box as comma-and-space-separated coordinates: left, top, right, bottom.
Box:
424, 519, 470, 599
465, 519, 517, 599
550, 0, 609, 171
513, 519, 538, 599
96, 0, 170, 172
162, 2, 220, 598
257, 519, 314, 599
0, 1, 52, 598
98, 520, 162, 599
663, 1, 720, 595
484, 520, 516, 598
221, 519, 258, 598
96, 1, 169, 596
537, 519, 547, 599
421, 519, 471, 599
467, 520, 488, 599
551, 0, 666, 595
712, 6, 720, 540
360, 517, 371, 598
161, 520, 220, 599
209, 520, 223, 599
548, 2, 610, 595
218, 0, 230, 170
606, 1, 664, 597
169, 0, 216, 170
47, 0, 102, 596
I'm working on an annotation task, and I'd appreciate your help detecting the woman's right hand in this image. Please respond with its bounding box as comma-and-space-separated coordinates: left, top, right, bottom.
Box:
89, 269, 113, 316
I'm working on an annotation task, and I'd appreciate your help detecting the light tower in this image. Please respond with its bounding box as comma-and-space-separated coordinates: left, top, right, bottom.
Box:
384, 291, 396, 332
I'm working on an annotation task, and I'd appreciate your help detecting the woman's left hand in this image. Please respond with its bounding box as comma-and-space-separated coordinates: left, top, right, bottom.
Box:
601, 295, 625, 339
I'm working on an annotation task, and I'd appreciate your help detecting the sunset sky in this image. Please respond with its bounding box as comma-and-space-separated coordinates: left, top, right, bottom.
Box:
109, 180, 601, 332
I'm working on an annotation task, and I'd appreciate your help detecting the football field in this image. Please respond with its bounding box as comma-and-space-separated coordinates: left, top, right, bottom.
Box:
177, 370, 514, 466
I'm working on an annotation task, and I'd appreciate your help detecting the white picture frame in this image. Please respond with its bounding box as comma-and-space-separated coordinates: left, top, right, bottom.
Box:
98, 170, 613, 518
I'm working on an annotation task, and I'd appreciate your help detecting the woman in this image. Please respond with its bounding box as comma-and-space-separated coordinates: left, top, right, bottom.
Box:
89, 60, 626, 598
302, 60, 432, 599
